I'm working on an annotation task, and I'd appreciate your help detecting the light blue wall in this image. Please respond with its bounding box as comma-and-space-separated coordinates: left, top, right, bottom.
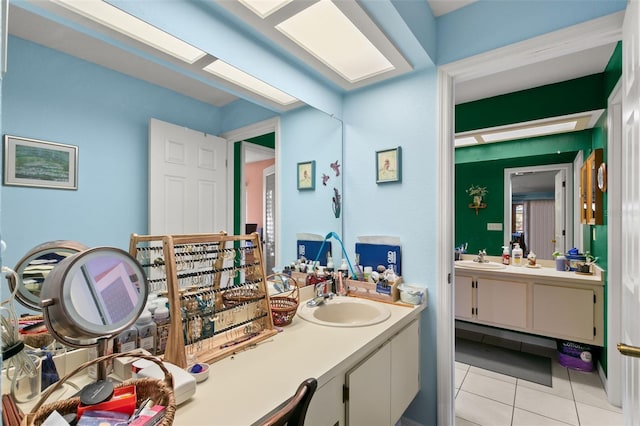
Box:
220, 99, 278, 134
342, 68, 439, 425
279, 107, 343, 264
436, 0, 626, 65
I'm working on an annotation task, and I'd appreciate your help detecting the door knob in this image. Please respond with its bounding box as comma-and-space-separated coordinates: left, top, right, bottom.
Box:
617, 343, 640, 358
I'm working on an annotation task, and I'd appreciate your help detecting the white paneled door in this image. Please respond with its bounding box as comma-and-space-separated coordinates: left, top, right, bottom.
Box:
149, 118, 228, 235
620, 1, 640, 424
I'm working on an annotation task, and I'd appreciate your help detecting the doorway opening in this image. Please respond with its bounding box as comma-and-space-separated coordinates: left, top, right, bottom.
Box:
436, 15, 623, 425
221, 117, 280, 272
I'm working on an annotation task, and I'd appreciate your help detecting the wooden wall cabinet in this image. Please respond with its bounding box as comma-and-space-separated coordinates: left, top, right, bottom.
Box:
580, 148, 603, 225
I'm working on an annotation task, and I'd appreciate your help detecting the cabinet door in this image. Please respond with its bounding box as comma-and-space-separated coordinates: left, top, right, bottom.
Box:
476, 278, 527, 329
532, 284, 595, 342
455, 275, 474, 320
305, 376, 342, 426
346, 343, 391, 426
390, 320, 420, 424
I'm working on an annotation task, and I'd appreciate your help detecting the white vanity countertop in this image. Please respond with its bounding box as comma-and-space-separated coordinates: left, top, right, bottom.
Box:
175, 296, 425, 426
455, 256, 603, 285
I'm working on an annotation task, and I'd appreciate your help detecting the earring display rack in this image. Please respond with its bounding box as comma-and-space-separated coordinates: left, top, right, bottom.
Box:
129, 232, 277, 368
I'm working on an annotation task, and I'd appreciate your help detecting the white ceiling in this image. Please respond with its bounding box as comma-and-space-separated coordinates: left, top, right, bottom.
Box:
512, 171, 556, 194
8, 1, 620, 111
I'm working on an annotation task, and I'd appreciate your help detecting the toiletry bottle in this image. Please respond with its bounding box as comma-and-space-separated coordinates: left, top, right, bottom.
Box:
512, 243, 523, 266
115, 326, 138, 353
154, 304, 170, 355
326, 254, 334, 271
501, 246, 510, 265
135, 309, 156, 355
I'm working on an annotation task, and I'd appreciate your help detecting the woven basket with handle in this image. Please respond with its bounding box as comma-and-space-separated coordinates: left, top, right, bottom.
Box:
267, 274, 300, 326
21, 352, 176, 426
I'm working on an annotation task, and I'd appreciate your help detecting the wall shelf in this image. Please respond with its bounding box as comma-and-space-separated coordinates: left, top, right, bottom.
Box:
469, 203, 487, 215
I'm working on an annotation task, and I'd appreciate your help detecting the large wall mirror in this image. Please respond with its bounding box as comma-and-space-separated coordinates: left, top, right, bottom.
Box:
504, 163, 574, 260
5, 1, 343, 303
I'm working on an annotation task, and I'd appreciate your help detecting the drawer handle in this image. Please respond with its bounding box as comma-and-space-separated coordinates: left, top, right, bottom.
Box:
617, 343, 640, 358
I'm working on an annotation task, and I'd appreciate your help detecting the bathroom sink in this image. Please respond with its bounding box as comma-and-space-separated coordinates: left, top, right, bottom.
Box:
297, 297, 391, 327
455, 260, 507, 270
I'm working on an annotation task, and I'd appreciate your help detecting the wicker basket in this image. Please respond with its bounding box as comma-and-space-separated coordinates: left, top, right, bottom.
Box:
21, 352, 176, 426
18, 315, 54, 349
222, 286, 265, 308
267, 274, 299, 326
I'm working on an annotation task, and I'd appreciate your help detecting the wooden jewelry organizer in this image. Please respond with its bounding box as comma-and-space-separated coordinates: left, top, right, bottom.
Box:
129, 232, 277, 368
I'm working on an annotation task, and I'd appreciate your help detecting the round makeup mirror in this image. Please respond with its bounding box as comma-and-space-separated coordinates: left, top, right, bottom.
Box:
40, 247, 149, 350
8, 240, 89, 311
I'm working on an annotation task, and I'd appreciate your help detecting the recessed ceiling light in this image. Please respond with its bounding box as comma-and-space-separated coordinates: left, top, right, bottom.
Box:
482, 121, 577, 143
239, 0, 293, 18
275, 0, 394, 83
53, 0, 206, 64
203, 60, 298, 106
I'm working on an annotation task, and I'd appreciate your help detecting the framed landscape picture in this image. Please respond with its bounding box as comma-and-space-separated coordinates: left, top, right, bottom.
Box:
4, 135, 78, 190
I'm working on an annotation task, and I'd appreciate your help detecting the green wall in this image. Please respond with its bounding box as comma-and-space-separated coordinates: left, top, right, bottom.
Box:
455, 74, 605, 134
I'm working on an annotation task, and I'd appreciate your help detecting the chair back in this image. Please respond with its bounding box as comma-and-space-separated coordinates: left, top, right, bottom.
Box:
261, 378, 318, 426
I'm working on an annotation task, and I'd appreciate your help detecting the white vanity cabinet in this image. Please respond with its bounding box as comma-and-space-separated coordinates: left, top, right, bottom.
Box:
345, 319, 420, 426
455, 265, 603, 346
476, 278, 528, 329
305, 376, 342, 426
305, 319, 420, 426
455, 275, 474, 321
532, 283, 603, 344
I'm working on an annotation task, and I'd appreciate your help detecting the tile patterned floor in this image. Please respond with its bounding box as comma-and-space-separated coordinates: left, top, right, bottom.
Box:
455, 331, 623, 426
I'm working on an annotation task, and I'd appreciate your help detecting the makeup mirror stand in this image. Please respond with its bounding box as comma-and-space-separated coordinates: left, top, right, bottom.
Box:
95, 338, 110, 382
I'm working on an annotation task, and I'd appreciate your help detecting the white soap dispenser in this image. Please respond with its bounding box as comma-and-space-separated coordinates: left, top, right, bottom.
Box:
512, 243, 523, 266
501, 246, 510, 265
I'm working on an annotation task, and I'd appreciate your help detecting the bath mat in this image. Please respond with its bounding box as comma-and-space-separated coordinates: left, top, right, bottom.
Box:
455, 337, 552, 387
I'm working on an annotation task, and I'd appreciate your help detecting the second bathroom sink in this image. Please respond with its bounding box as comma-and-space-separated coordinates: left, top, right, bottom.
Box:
455, 260, 507, 270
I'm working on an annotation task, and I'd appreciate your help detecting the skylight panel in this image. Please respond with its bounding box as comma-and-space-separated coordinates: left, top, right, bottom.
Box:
203, 60, 298, 106
54, 0, 206, 64
275, 0, 394, 83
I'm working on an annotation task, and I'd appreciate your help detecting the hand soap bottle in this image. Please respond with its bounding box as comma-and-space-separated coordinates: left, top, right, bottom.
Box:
512, 243, 523, 266
501, 246, 510, 265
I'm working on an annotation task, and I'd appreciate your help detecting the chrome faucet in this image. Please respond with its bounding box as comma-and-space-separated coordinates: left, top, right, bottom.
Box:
474, 249, 487, 263
306, 282, 335, 307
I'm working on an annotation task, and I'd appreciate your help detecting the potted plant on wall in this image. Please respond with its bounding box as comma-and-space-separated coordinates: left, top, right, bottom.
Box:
466, 184, 488, 207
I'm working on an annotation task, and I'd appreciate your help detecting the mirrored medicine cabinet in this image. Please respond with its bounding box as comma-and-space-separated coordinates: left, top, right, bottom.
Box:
580, 148, 604, 225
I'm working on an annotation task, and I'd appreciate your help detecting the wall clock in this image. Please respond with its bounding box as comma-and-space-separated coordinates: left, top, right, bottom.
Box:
597, 162, 607, 192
